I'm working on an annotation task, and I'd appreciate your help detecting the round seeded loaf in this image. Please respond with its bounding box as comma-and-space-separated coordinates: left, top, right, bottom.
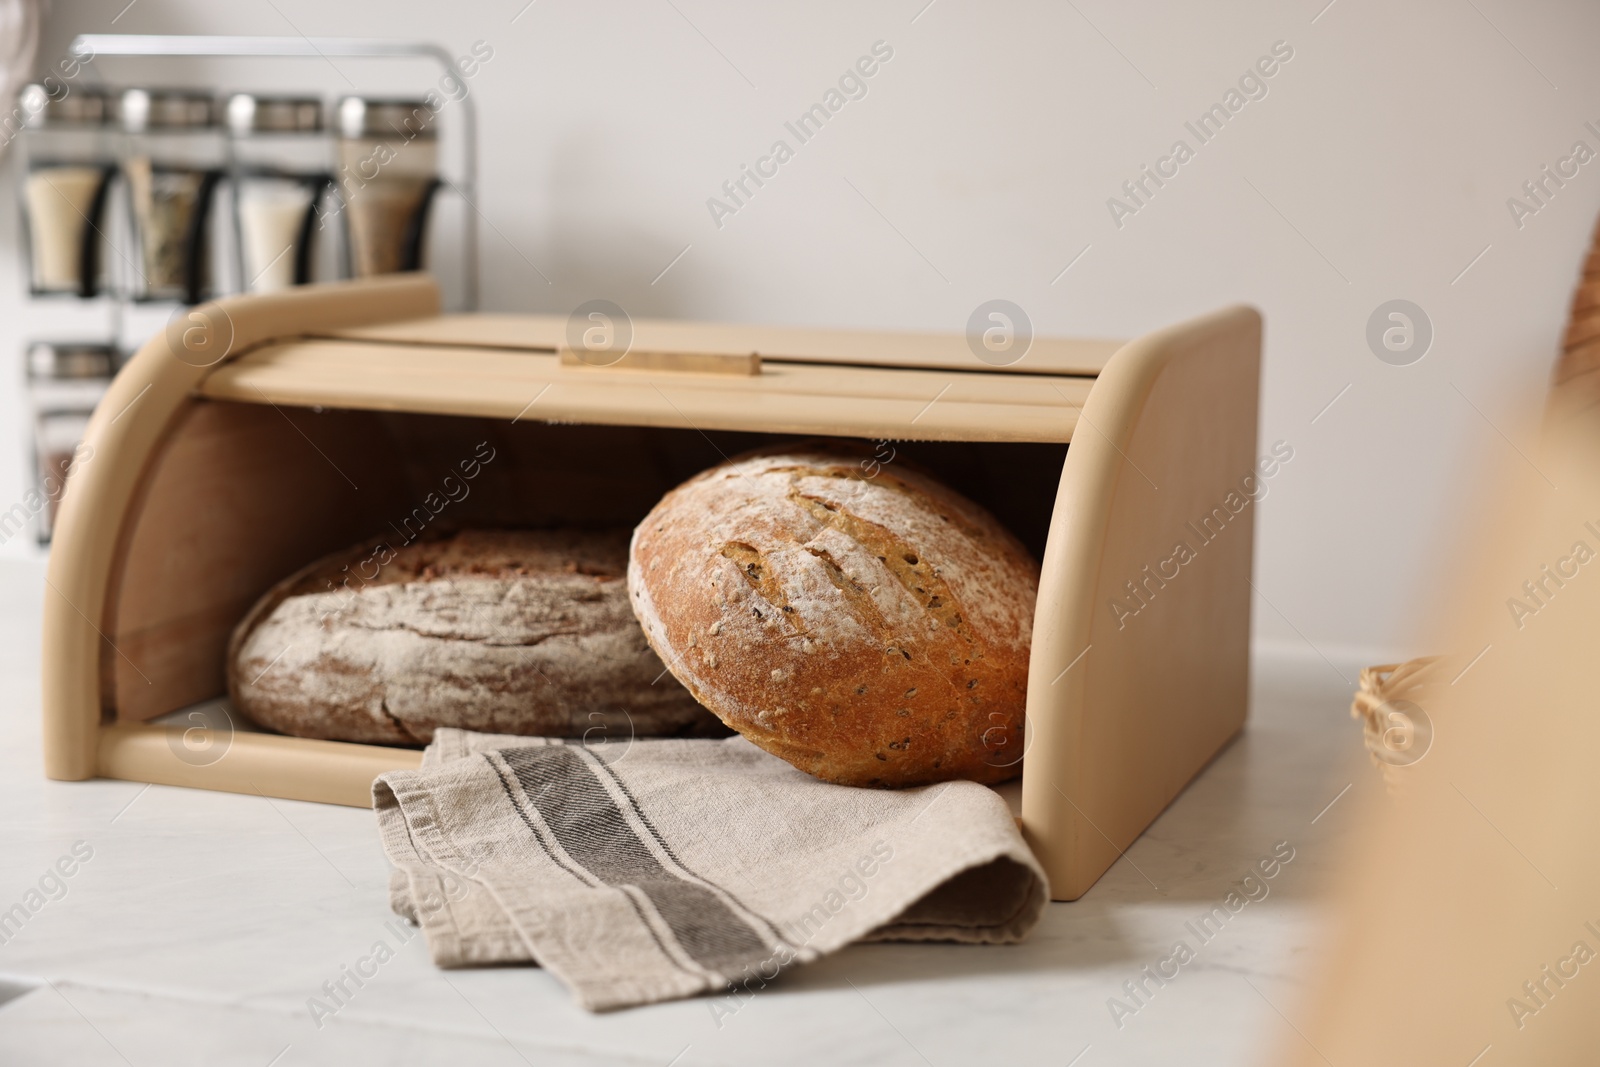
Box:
627, 444, 1039, 787
228, 529, 718, 744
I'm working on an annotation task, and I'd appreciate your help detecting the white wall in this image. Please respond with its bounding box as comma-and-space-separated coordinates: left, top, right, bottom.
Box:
8, 0, 1598, 663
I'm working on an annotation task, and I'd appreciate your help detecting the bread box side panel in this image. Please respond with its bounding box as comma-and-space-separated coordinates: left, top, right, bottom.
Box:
102, 400, 409, 723
42, 275, 441, 781
1021, 306, 1262, 901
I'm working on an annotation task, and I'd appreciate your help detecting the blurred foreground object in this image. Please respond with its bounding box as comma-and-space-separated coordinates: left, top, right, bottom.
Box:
1281, 382, 1600, 1065
0, 0, 40, 156
1552, 213, 1600, 411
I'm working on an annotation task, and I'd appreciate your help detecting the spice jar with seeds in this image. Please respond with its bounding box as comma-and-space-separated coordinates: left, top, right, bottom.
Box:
118, 88, 225, 304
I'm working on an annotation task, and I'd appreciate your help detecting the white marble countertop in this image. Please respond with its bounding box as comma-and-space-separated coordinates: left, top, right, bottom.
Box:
0, 557, 1375, 1066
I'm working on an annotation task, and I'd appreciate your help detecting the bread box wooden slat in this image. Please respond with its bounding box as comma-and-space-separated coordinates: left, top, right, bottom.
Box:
200, 338, 1095, 443
323, 312, 1125, 377
41, 274, 1261, 902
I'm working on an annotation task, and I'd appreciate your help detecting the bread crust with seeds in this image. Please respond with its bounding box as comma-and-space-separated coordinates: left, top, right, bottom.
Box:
627, 444, 1039, 787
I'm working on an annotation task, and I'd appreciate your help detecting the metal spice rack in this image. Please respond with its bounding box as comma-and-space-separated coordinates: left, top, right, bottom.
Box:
66, 33, 481, 310
17, 34, 484, 545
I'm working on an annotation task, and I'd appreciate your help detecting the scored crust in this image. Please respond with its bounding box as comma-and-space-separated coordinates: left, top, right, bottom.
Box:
228, 529, 714, 744
627, 443, 1039, 787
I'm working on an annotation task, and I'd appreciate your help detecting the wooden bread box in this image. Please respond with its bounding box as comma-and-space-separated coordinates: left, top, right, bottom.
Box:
41, 274, 1261, 901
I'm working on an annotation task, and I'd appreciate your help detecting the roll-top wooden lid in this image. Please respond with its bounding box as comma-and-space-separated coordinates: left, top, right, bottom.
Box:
199, 312, 1113, 444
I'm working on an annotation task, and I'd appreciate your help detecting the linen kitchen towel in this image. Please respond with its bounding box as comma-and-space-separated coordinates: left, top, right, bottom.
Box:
373, 729, 1047, 1011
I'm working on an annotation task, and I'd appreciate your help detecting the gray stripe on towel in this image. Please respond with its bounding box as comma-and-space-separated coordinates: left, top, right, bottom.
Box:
500, 745, 772, 974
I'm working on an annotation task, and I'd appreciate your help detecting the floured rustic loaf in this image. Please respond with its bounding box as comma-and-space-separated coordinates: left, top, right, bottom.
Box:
229, 529, 717, 744
628, 444, 1039, 787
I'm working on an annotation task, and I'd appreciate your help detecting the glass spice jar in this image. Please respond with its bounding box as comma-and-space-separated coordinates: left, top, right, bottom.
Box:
23, 341, 117, 545
17, 83, 115, 298
118, 88, 225, 304
335, 96, 441, 278
226, 93, 331, 293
